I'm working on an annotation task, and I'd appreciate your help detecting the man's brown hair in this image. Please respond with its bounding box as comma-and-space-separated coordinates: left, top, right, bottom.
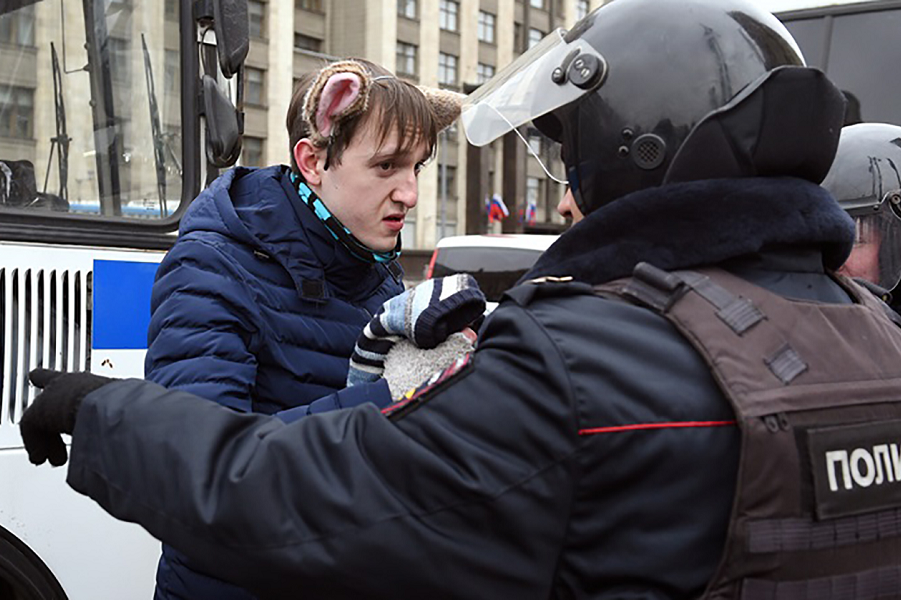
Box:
286, 58, 438, 173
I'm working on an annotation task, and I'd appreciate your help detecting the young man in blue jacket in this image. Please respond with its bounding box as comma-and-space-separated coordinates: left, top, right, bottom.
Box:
143, 58, 469, 600
22, 0, 901, 598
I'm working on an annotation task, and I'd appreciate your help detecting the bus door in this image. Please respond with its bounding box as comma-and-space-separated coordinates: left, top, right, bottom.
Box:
0, 0, 246, 597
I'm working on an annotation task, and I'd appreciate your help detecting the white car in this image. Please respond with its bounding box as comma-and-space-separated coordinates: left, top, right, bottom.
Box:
426, 234, 560, 311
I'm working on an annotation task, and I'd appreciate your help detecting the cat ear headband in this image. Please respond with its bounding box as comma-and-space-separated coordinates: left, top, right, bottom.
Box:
301, 59, 464, 148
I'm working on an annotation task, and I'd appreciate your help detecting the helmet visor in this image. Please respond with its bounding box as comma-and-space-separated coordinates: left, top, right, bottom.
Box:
839, 198, 901, 291
461, 30, 606, 147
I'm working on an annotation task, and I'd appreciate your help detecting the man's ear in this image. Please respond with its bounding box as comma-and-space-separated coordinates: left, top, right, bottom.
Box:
293, 139, 324, 186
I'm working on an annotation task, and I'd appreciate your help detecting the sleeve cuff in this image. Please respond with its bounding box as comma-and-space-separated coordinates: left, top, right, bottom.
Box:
274, 379, 392, 424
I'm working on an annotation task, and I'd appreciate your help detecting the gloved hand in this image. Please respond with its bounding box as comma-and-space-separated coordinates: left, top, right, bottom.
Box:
20, 369, 113, 466
383, 330, 476, 399
347, 274, 485, 387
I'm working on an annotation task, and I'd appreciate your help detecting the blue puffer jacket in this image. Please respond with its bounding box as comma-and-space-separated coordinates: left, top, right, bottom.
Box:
146, 165, 403, 600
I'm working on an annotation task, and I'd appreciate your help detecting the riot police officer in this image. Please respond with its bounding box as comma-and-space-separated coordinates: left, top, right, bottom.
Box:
824, 122, 901, 303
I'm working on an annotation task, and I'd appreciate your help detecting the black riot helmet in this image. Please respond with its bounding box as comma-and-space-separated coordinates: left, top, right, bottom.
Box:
822, 123, 901, 291
460, 0, 846, 217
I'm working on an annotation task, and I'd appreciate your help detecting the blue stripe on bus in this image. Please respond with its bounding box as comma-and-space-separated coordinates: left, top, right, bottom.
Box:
93, 260, 159, 350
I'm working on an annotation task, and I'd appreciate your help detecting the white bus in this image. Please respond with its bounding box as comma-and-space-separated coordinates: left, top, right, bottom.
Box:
0, 0, 248, 596
773, 0, 901, 127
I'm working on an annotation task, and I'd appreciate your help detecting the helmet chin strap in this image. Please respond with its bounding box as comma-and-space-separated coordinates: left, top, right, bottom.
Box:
290, 173, 402, 264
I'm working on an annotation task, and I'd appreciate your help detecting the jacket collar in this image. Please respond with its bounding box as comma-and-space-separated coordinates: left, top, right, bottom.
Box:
184, 166, 394, 301
525, 177, 855, 286
274, 167, 396, 300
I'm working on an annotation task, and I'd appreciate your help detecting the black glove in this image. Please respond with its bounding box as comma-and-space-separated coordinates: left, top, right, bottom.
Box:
20, 369, 113, 466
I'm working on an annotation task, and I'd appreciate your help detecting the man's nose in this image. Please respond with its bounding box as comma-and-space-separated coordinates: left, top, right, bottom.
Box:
393, 169, 418, 208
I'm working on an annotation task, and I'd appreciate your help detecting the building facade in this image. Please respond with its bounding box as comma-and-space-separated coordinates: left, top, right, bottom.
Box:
242, 0, 606, 250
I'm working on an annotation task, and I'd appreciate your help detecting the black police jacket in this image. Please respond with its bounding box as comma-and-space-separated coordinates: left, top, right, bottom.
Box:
65, 177, 858, 600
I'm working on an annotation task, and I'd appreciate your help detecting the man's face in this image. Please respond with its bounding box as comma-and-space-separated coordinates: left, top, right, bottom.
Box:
312, 120, 430, 252
557, 188, 585, 224
838, 217, 882, 285
839, 241, 881, 286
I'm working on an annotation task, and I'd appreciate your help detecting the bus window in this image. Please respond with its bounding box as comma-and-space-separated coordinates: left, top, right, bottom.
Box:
0, 1, 242, 597
0, 0, 185, 221
779, 1, 901, 128
825, 9, 901, 125
781, 18, 827, 68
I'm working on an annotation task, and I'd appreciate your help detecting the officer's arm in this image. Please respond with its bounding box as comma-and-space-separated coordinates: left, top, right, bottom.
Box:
65, 301, 579, 599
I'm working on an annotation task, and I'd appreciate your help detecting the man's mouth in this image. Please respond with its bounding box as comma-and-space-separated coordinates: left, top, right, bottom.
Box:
384, 214, 405, 231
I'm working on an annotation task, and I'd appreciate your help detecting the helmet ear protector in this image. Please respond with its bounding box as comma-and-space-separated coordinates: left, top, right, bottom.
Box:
665, 66, 845, 186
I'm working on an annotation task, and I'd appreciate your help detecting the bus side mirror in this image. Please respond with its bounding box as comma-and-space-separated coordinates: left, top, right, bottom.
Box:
202, 74, 243, 168
211, 0, 249, 79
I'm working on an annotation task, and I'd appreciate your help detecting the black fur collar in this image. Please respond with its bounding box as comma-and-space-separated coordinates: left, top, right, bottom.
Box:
525, 177, 855, 285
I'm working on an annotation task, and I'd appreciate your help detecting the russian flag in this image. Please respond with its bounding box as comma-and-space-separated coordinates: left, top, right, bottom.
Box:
525, 200, 537, 226
487, 194, 509, 223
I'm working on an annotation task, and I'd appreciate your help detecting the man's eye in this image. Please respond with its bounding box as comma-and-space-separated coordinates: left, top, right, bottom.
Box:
378, 162, 394, 171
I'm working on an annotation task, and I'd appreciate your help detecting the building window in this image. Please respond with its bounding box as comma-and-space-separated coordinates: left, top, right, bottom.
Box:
437, 164, 457, 240
576, 0, 590, 20
108, 37, 132, 85
438, 52, 458, 87
164, 49, 179, 93
402, 206, 417, 248
477, 11, 496, 44
437, 164, 456, 199
476, 62, 495, 84
526, 176, 541, 224
528, 28, 544, 49
444, 122, 458, 142
296, 0, 322, 12
0, 86, 35, 139
108, 0, 133, 13
398, 0, 417, 19
245, 67, 265, 106
439, 0, 459, 32
530, 0, 545, 8
242, 136, 265, 166
396, 42, 418, 77
0, 5, 35, 47
528, 133, 541, 155
436, 220, 457, 240
294, 33, 322, 52
249, 0, 265, 38
165, 0, 178, 18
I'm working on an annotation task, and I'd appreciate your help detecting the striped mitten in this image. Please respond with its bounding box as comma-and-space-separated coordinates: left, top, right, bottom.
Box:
347, 274, 485, 387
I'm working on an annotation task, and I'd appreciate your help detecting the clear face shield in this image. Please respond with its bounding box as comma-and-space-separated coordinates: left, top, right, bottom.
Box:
838, 192, 901, 291
460, 28, 607, 186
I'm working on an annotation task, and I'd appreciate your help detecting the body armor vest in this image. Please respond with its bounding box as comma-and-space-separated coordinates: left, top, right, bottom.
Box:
596, 263, 901, 600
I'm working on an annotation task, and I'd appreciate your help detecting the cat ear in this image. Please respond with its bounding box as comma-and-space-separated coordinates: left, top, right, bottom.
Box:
303, 61, 371, 144
316, 72, 363, 138
419, 86, 464, 132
